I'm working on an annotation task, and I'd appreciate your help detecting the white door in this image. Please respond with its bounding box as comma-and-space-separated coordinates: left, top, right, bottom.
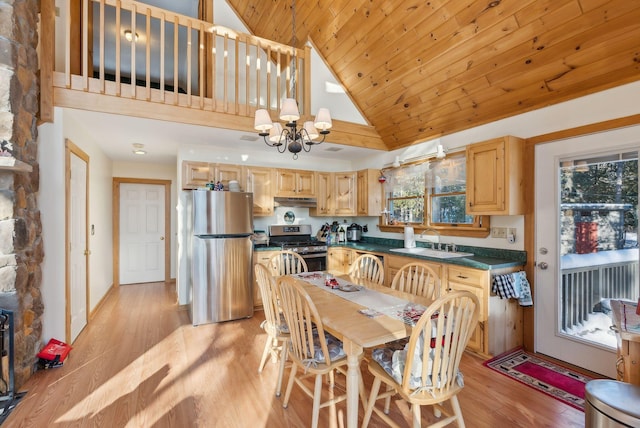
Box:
535, 126, 640, 377
69, 152, 88, 341
119, 183, 166, 284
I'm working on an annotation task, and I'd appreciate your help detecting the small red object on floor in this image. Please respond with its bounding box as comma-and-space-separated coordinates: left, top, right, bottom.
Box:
37, 338, 72, 363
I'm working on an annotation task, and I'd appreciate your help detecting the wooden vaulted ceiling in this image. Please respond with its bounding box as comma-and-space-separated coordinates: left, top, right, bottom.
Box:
226, 0, 640, 151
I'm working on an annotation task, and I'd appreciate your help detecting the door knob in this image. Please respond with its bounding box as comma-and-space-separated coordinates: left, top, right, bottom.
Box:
160, 236, 165, 240
538, 262, 548, 270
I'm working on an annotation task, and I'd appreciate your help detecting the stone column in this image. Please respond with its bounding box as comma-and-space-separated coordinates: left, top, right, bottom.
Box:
0, 0, 43, 389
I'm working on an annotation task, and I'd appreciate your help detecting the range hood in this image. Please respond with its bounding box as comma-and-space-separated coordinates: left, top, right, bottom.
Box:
273, 197, 317, 208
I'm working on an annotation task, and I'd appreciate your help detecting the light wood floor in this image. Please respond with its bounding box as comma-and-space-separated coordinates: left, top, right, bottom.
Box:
5, 282, 586, 427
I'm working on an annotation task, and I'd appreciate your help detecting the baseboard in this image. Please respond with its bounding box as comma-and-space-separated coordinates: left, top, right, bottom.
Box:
89, 283, 115, 320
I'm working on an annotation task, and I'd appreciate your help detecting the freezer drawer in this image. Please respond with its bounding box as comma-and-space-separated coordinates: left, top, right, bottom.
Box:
190, 236, 253, 325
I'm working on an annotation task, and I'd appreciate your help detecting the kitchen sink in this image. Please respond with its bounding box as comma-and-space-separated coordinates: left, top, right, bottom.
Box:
389, 247, 474, 259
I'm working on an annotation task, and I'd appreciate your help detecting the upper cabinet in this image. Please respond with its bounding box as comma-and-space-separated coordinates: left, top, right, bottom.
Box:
310, 172, 334, 216
275, 169, 316, 198
182, 162, 243, 190
182, 161, 212, 189
357, 169, 382, 216
212, 164, 243, 190
245, 167, 275, 217
466, 136, 525, 215
334, 172, 357, 216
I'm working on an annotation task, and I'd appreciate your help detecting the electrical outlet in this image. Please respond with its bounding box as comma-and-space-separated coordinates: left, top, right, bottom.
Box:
491, 227, 506, 238
507, 228, 516, 243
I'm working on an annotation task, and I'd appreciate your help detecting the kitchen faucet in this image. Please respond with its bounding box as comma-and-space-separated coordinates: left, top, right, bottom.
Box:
419, 228, 440, 249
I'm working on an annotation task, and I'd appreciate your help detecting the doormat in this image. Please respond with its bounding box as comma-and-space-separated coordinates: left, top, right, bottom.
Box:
483, 348, 594, 411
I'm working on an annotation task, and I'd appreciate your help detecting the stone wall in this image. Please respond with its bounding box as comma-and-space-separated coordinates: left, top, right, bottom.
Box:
0, 0, 43, 389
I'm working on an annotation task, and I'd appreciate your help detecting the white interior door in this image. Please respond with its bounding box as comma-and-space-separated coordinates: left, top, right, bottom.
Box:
119, 183, 166, 284
69, 152, 88, 341
535, 126, 640, 377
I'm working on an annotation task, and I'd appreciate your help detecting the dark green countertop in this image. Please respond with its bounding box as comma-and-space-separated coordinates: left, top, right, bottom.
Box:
254, 237, 526, 270
330, 239, 526, 271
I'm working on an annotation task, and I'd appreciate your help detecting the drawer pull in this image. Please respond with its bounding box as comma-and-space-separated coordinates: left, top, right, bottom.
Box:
456, 275, 468, 279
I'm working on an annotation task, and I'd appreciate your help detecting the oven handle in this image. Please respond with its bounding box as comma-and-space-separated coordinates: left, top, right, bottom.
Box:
299, 252, 327, 259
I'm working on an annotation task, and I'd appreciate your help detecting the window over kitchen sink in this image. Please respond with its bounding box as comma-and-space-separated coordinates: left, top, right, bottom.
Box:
380, 153, 490, 238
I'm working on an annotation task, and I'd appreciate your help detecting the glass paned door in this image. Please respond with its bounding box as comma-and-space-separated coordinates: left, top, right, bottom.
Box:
535, 126, 640, 377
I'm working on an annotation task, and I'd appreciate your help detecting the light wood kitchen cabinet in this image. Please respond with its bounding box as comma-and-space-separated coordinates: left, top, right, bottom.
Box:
182, 161, 212, 189
327, 247, 355, 274
334, 172, 357, 216
182, 162, 243, 190
245, 167, 275, 217
385, 254, 442, 289
357, 169, 382, 216
253, 250, 280, 308
212, 164, 243, 190
466, 135, 525, 215
275, 169, 316, 197
310, 172, 334, 216
446, 265, 523, 357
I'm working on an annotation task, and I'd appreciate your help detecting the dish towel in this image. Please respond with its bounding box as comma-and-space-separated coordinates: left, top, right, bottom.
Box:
491, 271, 533, 307
492, 274, 517, 299
513, 271, 533, 307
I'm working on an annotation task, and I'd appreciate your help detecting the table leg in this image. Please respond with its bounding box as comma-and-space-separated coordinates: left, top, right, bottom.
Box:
342, 338, 363, 428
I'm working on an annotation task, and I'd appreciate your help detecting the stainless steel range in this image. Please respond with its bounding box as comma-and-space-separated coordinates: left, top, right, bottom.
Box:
268, 224, 327, 271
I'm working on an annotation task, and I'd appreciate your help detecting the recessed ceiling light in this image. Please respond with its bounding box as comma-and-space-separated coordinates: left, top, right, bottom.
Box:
132, 143, 146, 155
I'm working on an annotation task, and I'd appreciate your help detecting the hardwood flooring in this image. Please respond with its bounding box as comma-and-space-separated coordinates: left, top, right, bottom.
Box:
4, 282, 586, 427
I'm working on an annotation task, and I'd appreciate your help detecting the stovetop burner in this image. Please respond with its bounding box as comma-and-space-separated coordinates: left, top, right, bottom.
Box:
268, 225, 327, 254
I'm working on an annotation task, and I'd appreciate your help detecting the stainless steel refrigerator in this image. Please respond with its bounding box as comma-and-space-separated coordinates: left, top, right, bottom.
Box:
187, 190, 254, 325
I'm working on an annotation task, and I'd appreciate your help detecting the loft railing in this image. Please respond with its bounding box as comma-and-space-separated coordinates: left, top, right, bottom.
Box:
52, 0, 311, 120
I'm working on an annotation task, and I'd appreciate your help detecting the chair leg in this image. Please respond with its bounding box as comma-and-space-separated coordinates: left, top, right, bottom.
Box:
258, 335, 272, 373
411, 403, 421, 428
311, 373, 323, 428
276, 340, 288, 397
328, 369, 335, 387
358, 369, 368, 410
361, 377, 381, 428
384, 384, 393, 414
450, 395, 465, 428
282, 364, 298, 409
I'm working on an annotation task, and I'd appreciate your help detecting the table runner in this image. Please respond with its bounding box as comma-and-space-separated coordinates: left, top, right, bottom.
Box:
293, 272, 427, 325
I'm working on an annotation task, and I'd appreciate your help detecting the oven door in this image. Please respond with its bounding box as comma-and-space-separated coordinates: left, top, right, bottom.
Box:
300, 252, 327, 272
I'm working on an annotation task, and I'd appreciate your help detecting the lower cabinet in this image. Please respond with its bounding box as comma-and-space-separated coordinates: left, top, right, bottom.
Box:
385, 254, 442, 289
327, 247, 355, 274
253, 250, 279, 309
358, 250, 523, 357
446, 265, 523, 357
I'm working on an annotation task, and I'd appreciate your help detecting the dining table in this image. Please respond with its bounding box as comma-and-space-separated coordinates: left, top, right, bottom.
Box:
288, 271, 434, 428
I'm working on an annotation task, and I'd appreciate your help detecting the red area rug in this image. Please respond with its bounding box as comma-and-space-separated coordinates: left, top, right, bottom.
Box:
483, 348, 595, 411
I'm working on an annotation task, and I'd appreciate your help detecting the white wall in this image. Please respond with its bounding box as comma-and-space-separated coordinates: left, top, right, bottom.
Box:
38, 111, 66, 343
37, 107, 115, 344
112, 162, 178, 279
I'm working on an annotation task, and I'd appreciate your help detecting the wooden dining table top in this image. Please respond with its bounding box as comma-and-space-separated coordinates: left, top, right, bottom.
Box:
290, 272, 434, 348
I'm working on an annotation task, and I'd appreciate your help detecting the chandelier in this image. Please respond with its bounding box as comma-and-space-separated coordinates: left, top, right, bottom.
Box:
253, 0, 332, 159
